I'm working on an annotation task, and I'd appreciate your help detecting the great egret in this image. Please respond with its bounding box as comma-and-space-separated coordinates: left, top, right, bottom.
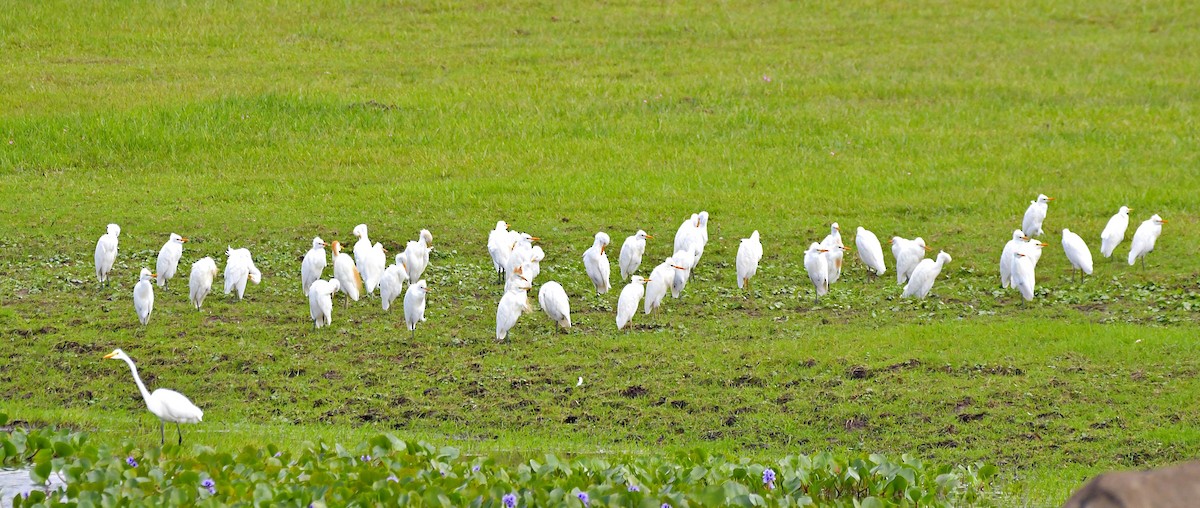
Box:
891, 236, 930, 284
188, 257, 218, 310
496, 277, 532, 341
616, 276, 647, 330
1100, 206, 1132, 259
804, 243, 830, 303
379, 260, 408, 311
353, 225, 385, 295
103, 348, 203, 445
619, 230, 652, 279
854, 227, 886, 278
736, 230, 763, 291
301, 237, 327, 295
583, 232, 612, 295
821, 223, 844, 283
538, 281, 572, 331
1022, 194, 1054, 237
1011, 252, 1037, 302
404, 280, 429, 339
331, 241, 362, 306
644, 258, 682, 315
670, 250, 696, 299
402, 229, 433, 283
999, 230, 1030, 288
308, 278, 341, 328
155, 234, 188, 289
223, 247, 262, 300
133, 268, 155, 325
902, 251, 952, 299
1128, 214, 1167, 268
94, 223, 120, 284
1061, 229, 1093, 282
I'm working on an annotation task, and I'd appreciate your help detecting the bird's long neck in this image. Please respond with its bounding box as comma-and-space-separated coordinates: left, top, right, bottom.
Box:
122, 356, 153, 405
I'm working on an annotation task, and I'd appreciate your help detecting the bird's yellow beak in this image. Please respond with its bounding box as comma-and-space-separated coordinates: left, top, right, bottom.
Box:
835, 227, 841, 232
672, 265, 686, 270
842, 246, 852, 252
1038, 242, 1049, 247
600, 245, 606, 254
181, 237, 189, 243
151, 273, 158, 278
694, 220, 700, 227
924, 246, 933, 251
819, 249, 829, 253
1046, 197, 1055, 201
531, 237, 541, 242
887, 239, 894, 244
519, 275, 529, 282
645, 234, 654, 239
103, 352, 117, 359
1159, 219, 1168, 224
1022, 236, 1029, 241
383, 247, 388, 254
645, 278, 652, 283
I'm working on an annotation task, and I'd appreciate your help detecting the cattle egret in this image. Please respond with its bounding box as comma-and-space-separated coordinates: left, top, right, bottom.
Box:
524, 246, 546, 283
487, 221, 511, 282
902, 251, 952, 299
331, 241, 362, 306
855, 227, 886, 278
223, 247, 261, 300
616, 276, 647, 330
155, 234, 187, 288
582, 232, 612, 295
188, 257, 218, 310
403, 229, 433, 283
308, 278, 341, 328
804, 243, 830, 303
670, 250, 696, 299
505, 233, 539, 278
133, 268, 155, 325
352, 225, 385, 295
1011, 251, 1037, 302
1100, 206, 1132, 259
644, 258, 682, 315
94, 223, 121, 284
496, 279, 532, 341
999, 230, 1030, 288
103, 349, 203, 445
1022, 194, 1054, 237
379, 261, 409, 311
736, 231, 763, 290
619, 230, 652, 279
1061, 228, 1093, 282
538, 281, 572, 331
301, 237, 328, 295
891, 236, 930, 284
1128, 214, 1166, 268
821, 223, 845, 283
404, 280, 430, 338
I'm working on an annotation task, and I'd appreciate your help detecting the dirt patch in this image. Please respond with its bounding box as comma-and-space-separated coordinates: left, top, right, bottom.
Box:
620, 385, 648, 398
887, 358, 922, 371
847, 365, 871, 379
729, 374, 763, 387
844, 415, 868, 430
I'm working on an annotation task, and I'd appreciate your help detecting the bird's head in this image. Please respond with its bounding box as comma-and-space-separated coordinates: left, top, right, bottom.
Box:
1119, 206, 1131, 214
1152, 215, 1166, 225
313, 237, 326, 249
353, 224, 368, 238
331, 241, 342, 255
107, 224, 121, 237
139, 268, 154, 281
636, 230, 650, 240
630, 276, 646, 285
103, 349, 129, 361
697, 211, 709, 226
420, 229, 433, 246
831, 223, 840, 233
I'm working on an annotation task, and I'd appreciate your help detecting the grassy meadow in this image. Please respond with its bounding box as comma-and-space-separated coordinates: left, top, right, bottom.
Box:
2, 0, 1200, 504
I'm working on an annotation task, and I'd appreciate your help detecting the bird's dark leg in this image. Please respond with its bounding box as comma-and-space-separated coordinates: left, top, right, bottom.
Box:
177, 423, 183, 445
160, 422, 165, 445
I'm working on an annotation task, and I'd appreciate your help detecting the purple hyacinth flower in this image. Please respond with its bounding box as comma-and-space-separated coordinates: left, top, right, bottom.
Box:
274, 451, 282, 458
360, 454, 372, 462
627, 483, 640, 492
763, 467, 776, 489
201, 478, 216, 494
502, 493, 518, 508
472, 465, 481, 472
577, 492, 589, 505
661, 504, 671, 508
126, 457, 138, 467
387, 474, 398, 483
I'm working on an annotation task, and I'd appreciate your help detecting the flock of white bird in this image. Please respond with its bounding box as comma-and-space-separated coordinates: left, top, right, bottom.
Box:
92, 197, 1168, 443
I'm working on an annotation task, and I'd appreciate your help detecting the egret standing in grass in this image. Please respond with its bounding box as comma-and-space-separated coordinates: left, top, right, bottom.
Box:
331, 241, 362, 306
487, 221, 511, 283
804, 243, 830, 303
583, 232, 612, 295
670, 250, 696, 299
103, 349, 203, 445
155, 233, 187, 289
379, 259, 408, 311
496, 277, 532, 341
1061, 229, 1093, 282
736, 230, 762, 291
188, 257, 218, 310
538, 281, 571, 331
1022, 194, 1054, 237
1011, 251, 1037, 302
301, 237, 327, 295
402, 229, 433, 283
308, 278, 341, 329
223, 247, 262, 300
891, 236, 929, 285
353, 225, 386, 296
1000, 230, 1030, 289
1100, 206, 1132, 259
644, 258, 681, 316
902, 251, 952, 299
619, 230, 652, 279
1128, 214, 1167, 268
855, 227, 886, 279
133, 268, 155, 325
616, 276, 648, 330
821, 223, 845, 283
94, 223, 121, 285
404, 280, 429, 339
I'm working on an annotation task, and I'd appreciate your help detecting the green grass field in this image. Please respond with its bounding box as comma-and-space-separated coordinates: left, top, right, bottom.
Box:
2, 0, 1199, 504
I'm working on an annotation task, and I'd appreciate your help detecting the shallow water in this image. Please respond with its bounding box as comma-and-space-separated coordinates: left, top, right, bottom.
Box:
0, 468, 66, 508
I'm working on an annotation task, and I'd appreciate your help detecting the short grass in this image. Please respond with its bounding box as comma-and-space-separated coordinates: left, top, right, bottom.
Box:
2, 0, 1199, 504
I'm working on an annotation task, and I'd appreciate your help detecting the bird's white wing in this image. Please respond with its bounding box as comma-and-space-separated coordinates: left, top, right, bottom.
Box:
150, 388, 203, 423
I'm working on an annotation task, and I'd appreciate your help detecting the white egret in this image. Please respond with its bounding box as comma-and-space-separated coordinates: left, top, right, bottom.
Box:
331, 241, 362, 306
404, 280, 430, 338
496, 278, 532, 341
538, 281, 572, 331
670, 249, 696, 299
582, 232, 612, 295
223, 247, 261, 300
1128, 214, 1167, 268
891, 236, 930, 284
487, 221, 511, 282
694, 211, 710, 264
1011, 251, 1037, 302
301, 237, 327, 295
902, 251, 952, 299
402, 229, 433, 283
1100, 206, 1132, 259
803, 243, 830, 303
523, 246, 546, 283
133, 268, 155, 325
1061, 228, 1093, 282
999, 230, 1030, 288
308, 278, 341, 329
94, 223, 120, 284
1022, 194, 1054, 237
504, 233, 539, 278
379, 260, 408, 311
352, 225, 386, 295
854, 227, 886, 278
735, 231, 762, 291
103, 348, 203, 445
619, 230, 653, 279
821, 223, 845, 283
1023, 239, 1049, 267
188, 257, 218, 310
616, 276, 648, 330
644, 258, 682, 315
155, 234, 188, 288
673, 213, 701, 258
